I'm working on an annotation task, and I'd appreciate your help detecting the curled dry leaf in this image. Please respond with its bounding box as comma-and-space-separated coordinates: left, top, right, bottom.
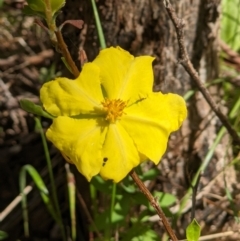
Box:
59, 20, 84, 31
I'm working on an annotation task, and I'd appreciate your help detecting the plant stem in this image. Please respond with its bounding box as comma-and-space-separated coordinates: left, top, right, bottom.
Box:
105, 183, 116, 240
55, 30, 80, 78
43, 0, 80, 78
65, 164, 76, 241
44, 0, 56, 32
130, 170, 178, 241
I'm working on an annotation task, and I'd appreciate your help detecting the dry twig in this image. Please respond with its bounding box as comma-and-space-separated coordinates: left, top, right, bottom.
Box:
163, 0, 240, 146
130, 170, 179, 241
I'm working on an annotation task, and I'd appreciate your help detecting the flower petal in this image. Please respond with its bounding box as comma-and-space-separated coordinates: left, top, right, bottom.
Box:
46, 116, 107, 181
120, 92, 187, 163
100, 123, 140, 182
40, 63, 104, 116
93, 47, 154, 103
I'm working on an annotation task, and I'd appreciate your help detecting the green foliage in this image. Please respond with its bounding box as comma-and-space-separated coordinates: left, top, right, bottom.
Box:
152, 191, 176, 208
39, 63, 61, 83
50, 0, 66, 16
0, 0, 4, 8
23, 0, 65, 19
65, 164, 76, 241
221, 0, 240, 51
186, 219, 201, 241
121, 223, 159, 241
90, 167, 176, 239
26, 0, 45, 12
140, 168, 160, 181
20, 99, 55, 119
23, 5, 46, 18
0, 231, 8, 240
19, 165, 59, 221
19, 164, 59, 236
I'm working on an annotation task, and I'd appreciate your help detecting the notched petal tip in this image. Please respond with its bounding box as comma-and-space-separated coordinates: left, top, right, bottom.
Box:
120, 92, 187, 166
165, 93, 187, 131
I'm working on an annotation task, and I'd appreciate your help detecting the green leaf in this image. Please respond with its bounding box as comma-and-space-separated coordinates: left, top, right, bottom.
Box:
141, 168, 160, 181
90, 200, 129, 231
132, 229, 158, 241
20, 99, 54, 119
186, 219, 201, 241
24, 0, 65, 18
90, 175, 112, 194
22, 5, 46, 18
51, 0, 65, 15
130, 191, 149, 206
26, 0, 45, 12
121, 223, 158, 241
129, 190, 176, 212
145, 191, 176, 216
121, 183, 136, 193
0, 231, 8, 240
154, 191, 176, 207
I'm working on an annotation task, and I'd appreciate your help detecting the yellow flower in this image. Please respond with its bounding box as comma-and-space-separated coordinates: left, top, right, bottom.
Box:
40, 47, 187, 182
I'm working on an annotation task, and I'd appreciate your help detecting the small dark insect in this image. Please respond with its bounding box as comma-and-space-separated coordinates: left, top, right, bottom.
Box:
102, 157, 108, 166
103, 157, 108, 162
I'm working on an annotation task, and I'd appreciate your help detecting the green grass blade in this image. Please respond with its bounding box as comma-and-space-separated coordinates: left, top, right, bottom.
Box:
175, 127, 226, 220
105, 183, 116, 239
65, 164, 76, 241
110, 183, 116, 224
19, 164, 59, 237
229, 96, 240, 119
221, 0, 240, 51
34, 117, 67, 241
90, 0, 106, 49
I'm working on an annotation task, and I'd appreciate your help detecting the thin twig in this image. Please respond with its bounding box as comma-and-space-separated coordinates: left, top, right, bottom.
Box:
34, 18, 80, 78
76, 191, 103, 241
163, 0, 240, 146
55, 30, 80, 78
130, 170, 178, 241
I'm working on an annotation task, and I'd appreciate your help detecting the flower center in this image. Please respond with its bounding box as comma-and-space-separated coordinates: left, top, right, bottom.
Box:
102, 99, 127, 123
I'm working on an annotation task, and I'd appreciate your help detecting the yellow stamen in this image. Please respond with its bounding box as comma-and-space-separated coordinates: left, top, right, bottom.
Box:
102, 99, 127, 123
